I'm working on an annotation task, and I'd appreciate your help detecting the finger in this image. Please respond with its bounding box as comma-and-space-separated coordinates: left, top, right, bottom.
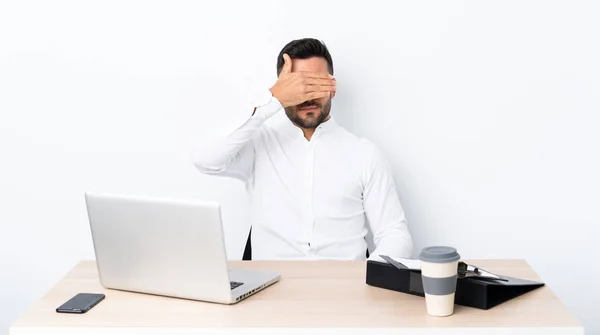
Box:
282, 53, 292, 73
305, 91, 330, 101
305, 84, 335, 93
305, 77, 336, 87
301, 71, 334, 79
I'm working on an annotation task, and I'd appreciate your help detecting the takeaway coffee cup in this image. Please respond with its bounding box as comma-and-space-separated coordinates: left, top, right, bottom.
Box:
418, 246, 461, 317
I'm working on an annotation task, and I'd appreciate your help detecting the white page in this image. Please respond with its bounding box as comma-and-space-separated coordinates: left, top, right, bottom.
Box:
391, 257, 422, 270
370, 255, 421, 270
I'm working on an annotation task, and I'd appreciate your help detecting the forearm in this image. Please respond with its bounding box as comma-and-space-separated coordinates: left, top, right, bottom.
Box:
192, 94, 282, 176
370, 225, 413, 259
192, 114, 264, 174
363, 145, 414, 259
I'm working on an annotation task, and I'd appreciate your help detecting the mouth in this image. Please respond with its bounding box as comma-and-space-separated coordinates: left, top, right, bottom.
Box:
298, 106, 319, 111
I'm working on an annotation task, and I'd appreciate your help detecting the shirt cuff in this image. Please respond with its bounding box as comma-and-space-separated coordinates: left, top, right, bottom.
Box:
251, 89, 283, 120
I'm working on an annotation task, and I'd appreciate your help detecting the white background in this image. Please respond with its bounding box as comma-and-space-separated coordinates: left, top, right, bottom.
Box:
1, 0, 599, 333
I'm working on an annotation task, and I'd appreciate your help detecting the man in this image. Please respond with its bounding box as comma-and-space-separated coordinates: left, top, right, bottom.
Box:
193, 38, 412, 260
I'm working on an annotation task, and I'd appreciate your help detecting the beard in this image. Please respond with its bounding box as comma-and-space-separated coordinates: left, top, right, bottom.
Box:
284, 97, 332, 129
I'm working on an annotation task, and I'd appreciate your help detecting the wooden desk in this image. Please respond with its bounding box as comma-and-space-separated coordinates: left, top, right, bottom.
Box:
10, 260, 582, 334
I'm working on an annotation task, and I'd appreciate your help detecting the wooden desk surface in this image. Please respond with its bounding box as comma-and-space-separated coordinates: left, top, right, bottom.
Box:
10, 260, 582, 334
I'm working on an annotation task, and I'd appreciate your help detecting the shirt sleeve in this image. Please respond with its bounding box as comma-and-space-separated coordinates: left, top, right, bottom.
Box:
191, 91, 282, 182
362, 146, 414, 259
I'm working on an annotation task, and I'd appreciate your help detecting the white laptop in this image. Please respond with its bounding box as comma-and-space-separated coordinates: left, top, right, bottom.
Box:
84, 192, 280, 304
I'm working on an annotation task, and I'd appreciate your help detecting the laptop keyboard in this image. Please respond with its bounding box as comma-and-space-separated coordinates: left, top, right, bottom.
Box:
230, 281, 243, 290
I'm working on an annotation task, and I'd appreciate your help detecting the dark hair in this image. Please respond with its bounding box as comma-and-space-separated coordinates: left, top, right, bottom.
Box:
276, 38, 334, 76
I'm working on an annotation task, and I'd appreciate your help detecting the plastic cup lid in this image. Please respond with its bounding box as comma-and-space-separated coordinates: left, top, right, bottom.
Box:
418, 246, 460, 263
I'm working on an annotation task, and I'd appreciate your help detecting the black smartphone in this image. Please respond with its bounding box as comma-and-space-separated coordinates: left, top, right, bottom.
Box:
56, 293, 105, 314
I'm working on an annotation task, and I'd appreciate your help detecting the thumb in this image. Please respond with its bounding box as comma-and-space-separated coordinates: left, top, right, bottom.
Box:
282, 53, 292, 74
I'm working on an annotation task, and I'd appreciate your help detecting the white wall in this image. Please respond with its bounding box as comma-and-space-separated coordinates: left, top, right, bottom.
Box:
1, 0, 598, 333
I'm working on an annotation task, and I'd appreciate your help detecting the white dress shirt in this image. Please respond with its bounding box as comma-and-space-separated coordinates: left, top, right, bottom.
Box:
192, 91, 413, 260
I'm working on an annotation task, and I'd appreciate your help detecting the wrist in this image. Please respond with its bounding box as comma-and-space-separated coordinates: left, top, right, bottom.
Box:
269, 87, 289, 107
268, 87, 280, 104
